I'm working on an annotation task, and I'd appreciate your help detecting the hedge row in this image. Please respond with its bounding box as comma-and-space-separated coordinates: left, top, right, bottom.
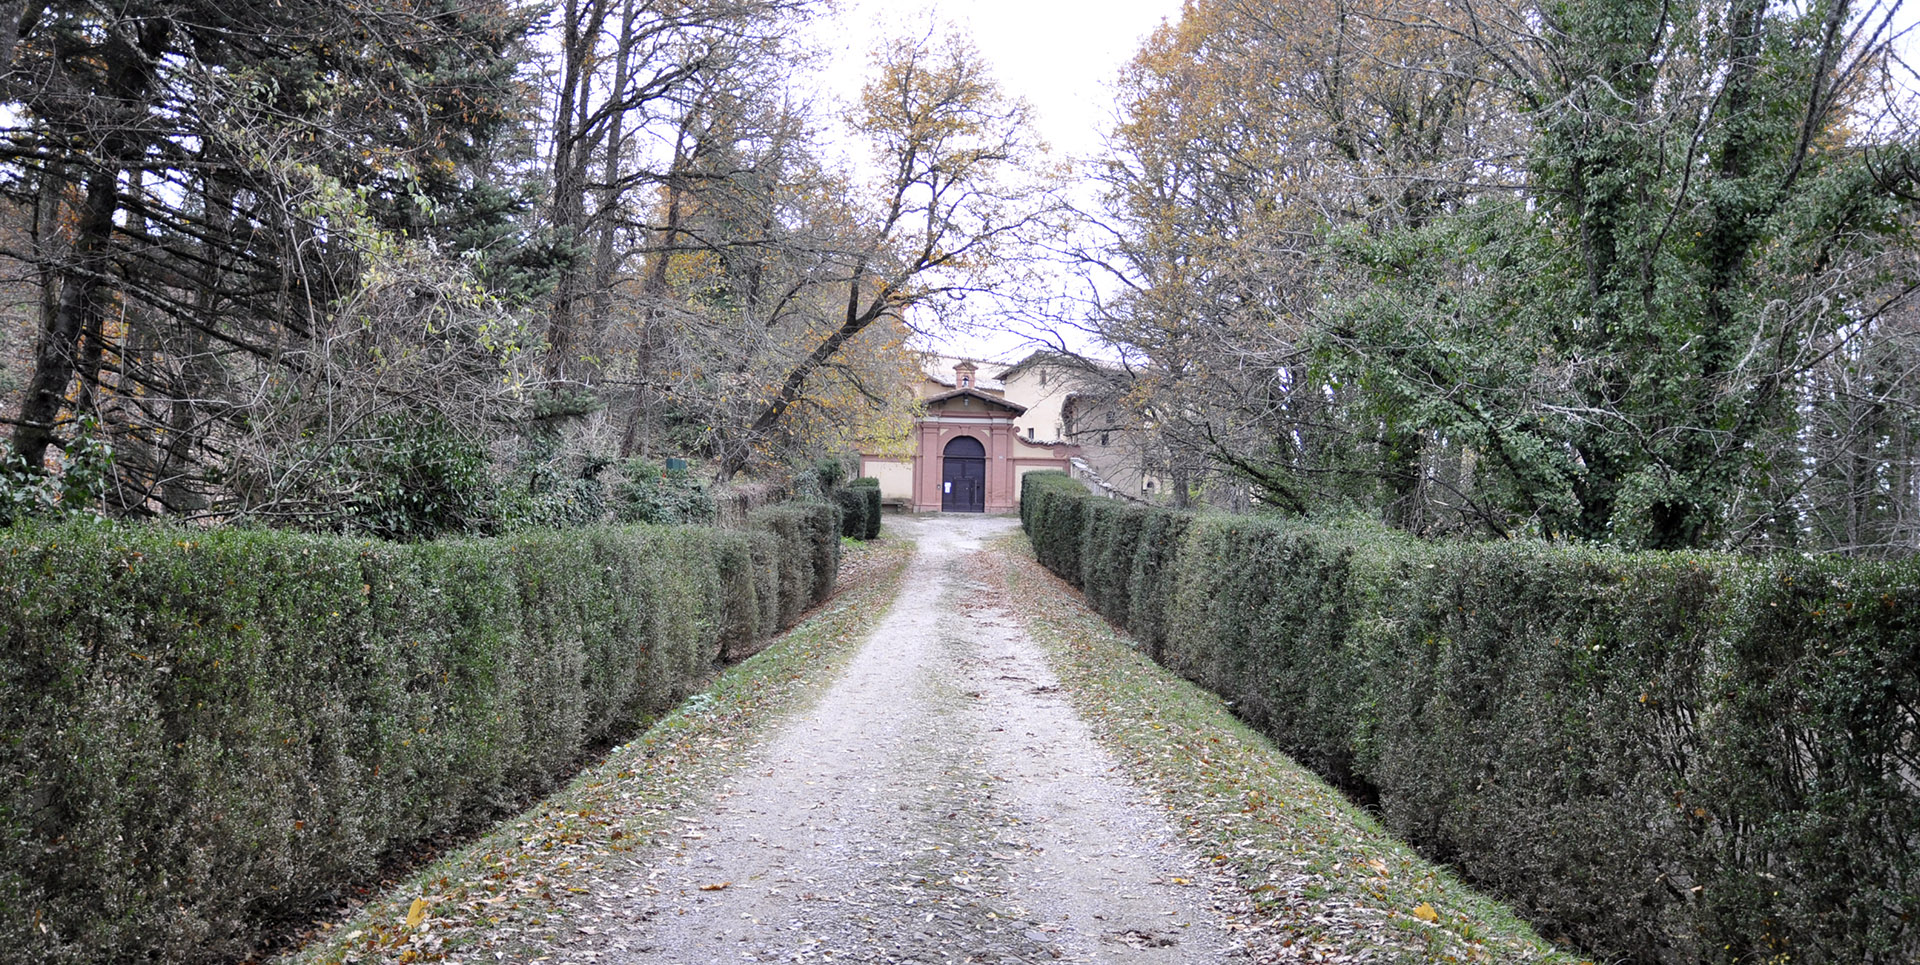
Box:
0, 502, 840, 965
848, 478, 882, 540
833, 482, 882, 542
1021, 472, 1919, 965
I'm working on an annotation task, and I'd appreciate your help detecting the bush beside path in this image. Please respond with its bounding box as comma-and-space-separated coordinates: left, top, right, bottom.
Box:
992, 529, 1584, 964
278, 534, 915, 965
280, 516, 1579, 965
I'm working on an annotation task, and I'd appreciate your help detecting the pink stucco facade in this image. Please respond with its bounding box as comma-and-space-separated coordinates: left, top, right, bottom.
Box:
863, 378, 1079, 513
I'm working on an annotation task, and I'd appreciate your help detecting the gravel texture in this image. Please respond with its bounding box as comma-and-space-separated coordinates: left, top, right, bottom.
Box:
589, 514, 1245, 964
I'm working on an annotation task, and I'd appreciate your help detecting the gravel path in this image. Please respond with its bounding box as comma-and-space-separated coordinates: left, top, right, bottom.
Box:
591, 514, 1245, 964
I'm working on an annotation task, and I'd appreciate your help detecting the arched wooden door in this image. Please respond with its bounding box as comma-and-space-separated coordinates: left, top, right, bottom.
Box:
941, 436, 986, 513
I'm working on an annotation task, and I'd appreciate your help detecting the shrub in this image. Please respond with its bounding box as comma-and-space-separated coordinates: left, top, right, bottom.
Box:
1022, 483, 1920, 965
1018, 471, 1088, 575
326, 413, 495, 541
492, 474, 608, 530
1078, 499, 1147, 626
1123, 507, 1193, 662
814, 456, 849, 491
611, 458, 715, 525
0, 421, 114, 524
834, 487, 869, 540
747, 501, 840, 627
847, 478, 883, 540
0, 502, 840, 965
832, 483, 882, 541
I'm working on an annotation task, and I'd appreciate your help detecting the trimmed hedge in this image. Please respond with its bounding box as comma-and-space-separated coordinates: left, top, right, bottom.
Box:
833, 487, 882, 542
0, 503, 840, 965
846, 478, 882, 540
1020, 471, 1089, 579
1022, 482, 1920, 965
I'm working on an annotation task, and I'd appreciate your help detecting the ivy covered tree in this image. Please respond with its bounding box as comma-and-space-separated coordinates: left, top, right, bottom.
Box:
1072, 0, 1522, 515
1332, 0, 1918, 548
1083, 0, 1920, 551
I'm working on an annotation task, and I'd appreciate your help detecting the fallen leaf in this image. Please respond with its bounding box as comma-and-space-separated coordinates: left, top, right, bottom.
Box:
699, 882, 731, 891
1413, 902, 1439, 923
405, 898, 428, 929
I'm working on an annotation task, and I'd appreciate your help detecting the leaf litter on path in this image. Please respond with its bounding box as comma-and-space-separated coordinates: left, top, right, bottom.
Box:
989, 532, 1593, 965
275, 537, 915, 965
279, 519, 1588, 965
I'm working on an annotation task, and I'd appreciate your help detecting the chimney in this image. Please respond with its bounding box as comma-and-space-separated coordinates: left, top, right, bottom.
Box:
954, 361, 976, 389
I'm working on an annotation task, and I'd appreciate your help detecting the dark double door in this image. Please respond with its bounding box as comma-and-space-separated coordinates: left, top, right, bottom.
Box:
942, 436, 986, 512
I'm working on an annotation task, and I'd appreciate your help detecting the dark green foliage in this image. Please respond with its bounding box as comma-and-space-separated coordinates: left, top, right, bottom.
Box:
813, 456, 849, 491
1122, 508, 1192, 662
1022, 482, 1920, 965
0, 502, 840, 965
799, 502, 842, 605
441, 181, 568, 305
1078, 500, 1147, 626
486, 439, 611, 532
294, 413, 494, 541
834, 488, 869, 540
740, 528, 787, 655
495, 475, 608, 530
612, 459, 716, 526
1018, 471, 1088, 575
846, 479, 883, 540
832, 485, 883, 541
747, 502, 840, 628
0, 419, 114, 524
1314, 1, 1914, 549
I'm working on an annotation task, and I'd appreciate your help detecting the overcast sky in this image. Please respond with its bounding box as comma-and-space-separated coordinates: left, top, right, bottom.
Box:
802, 0, 1184, 162
796, 1, 1185, 360
796, 1, 1920, 361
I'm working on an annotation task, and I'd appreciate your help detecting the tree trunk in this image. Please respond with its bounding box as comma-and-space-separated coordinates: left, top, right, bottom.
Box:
621, 115, 696, 459
13, 167, 118, 470
588, 0, 638, 351
543, 0, 607, 382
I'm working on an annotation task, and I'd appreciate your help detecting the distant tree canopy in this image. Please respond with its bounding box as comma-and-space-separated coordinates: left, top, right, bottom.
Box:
1076, 0, 1920, 553
0, 1, 1041, 530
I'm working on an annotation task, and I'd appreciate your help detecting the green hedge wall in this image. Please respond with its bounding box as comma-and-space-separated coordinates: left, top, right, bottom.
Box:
846, 479, 882, 541
0, 503, 840, 965
832, 485, 881, 542
834, 487, 868, 540
745, 502, 839, 631
1021, 482, 1920, 965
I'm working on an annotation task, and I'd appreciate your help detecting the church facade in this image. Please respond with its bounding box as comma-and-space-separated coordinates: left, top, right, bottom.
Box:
860, 360, 1081, 513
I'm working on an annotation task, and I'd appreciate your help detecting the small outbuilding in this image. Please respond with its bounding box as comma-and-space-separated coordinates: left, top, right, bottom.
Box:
861, 360, 1080, 513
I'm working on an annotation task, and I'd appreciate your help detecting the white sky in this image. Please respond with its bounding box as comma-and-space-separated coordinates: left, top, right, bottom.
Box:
799, 0, 1187, 361
803, 0, 1185, 163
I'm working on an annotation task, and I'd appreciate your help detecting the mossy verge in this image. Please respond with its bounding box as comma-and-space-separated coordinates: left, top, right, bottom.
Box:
277, 537, 915, 965
990, 533, 1589, 965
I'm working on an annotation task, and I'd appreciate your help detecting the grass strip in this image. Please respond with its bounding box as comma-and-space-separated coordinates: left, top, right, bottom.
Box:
277, 537, 916, 965
992, 533, 1590, 965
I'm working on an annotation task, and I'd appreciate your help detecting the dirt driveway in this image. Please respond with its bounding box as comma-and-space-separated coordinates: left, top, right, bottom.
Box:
593, 514, 1245, 963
